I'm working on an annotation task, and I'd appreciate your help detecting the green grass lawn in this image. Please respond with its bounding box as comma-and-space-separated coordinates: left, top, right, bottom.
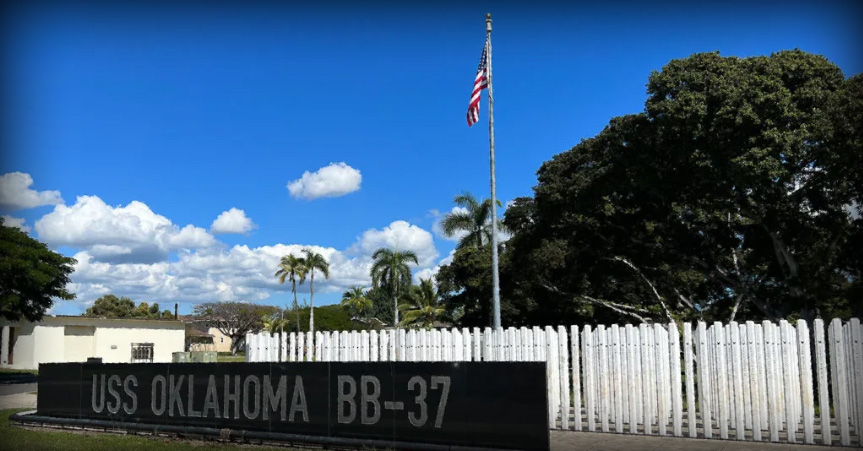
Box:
216, 354, 247, 363
1, 409, 314, 451
0, 368, 38, 375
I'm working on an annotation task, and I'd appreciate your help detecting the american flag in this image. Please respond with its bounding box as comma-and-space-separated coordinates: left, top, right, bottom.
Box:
466, 38, 489, 127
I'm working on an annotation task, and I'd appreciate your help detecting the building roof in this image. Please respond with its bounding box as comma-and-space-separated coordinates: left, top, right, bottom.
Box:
0, 315, 185, 329
185, 327, 213, 338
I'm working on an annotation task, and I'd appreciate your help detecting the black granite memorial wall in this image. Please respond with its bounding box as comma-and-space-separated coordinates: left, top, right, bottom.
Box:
36, 361, 549, 450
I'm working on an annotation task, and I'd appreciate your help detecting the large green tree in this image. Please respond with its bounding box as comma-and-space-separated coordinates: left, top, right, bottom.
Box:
275, 254, 307, 332
302, 248, 330, 334
84, 294, 173, 319
436, 244, 518, 327
0, 219, 76, 321
370, 248, 418, 326
503, 50, 862, 324
365, 286, 395, 325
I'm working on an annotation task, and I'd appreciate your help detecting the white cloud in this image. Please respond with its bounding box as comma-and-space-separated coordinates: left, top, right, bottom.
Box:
350, 220, 439, 268
211, 208, 257, 234
26, 192, 442, 313
412, 249, 455, 284
62, 220, 441, 311
0, 172, 63, 210
287, 162, 361, 200
1, 215, 31, 233
34, 195, 217, 263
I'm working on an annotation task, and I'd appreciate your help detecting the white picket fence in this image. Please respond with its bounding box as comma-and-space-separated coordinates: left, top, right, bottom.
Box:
246, 318, 863, 446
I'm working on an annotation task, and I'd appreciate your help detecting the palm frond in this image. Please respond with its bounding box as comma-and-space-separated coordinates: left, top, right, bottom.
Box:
440, 212, 473, 238
453, 192, 479, 211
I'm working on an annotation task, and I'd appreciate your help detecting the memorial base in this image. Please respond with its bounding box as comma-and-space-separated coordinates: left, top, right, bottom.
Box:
10, 410, 506, 451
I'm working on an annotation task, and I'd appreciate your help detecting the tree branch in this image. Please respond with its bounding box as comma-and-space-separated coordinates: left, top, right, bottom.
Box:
728, 292, 746, 322
580, 295, 650, 323
539, 281, 652, 322
610, 256, 674, 322
674, 288, 695, 311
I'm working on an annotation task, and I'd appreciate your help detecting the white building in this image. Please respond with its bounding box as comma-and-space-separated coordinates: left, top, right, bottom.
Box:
0, 315, 185, 370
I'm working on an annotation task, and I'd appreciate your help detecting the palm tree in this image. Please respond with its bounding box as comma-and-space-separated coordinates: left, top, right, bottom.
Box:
341, 286, 372, 319
263, 311, 290, 334
370, 247, 418, 326
398, 278, 445, 329
440, 191, 505, 249
302, 248, 330, 334
275, 254, 307, 331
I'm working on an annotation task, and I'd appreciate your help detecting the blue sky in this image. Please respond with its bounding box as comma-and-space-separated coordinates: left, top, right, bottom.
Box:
2, 0, 861, 316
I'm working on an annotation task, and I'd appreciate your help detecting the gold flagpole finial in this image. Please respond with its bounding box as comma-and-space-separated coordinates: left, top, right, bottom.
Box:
486, 13, 491, 20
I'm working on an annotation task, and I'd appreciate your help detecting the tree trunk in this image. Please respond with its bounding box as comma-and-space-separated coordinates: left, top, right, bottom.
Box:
394, 281, 399, 326
230, 335, 243, 355
309, 270, 315, 334
292, 279, 300, 331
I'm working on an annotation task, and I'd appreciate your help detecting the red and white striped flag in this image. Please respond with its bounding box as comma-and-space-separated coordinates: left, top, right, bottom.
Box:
466, 38, 489, 127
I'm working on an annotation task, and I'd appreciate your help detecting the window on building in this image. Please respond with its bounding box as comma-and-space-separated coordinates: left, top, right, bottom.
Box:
220, 337, 224, 343
131, 343, 154, 363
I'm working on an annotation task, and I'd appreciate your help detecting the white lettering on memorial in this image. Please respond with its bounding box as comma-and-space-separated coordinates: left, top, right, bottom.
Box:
223, 375, 240, 419
407, 375, 428, 427
168, 375, 185, 417
290, 376, 308, 422
242, 375, 261, 419
262, 375, 286, 421
337, 375, 357, 424
361, 375, 381, 425
123, 375, 138, 414
106, 375, 122, 414
202, 375, 220, 418
152, 375, 167, 416
91, 374, 106, 413
186, 375, 202, 418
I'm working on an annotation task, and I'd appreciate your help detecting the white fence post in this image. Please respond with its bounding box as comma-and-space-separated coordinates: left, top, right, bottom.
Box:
781, 320, 796, 443
246, 333, 256, 362
730, 322, 745, 440
597, 325, 610, 432
695, 322, 711, 438
746, 321, 762, 442
850, 318, 863, 444
584, 325, 595, 432
829, 319, 851, 446
795, 320, 815, 444
669, 322, 683, 437
813, 319, 831, 445
558, 325, 571, 431
638, 323, 651, 435
571, 325, 582, 431
683, 323, 696, 438
611, 324, 623, 433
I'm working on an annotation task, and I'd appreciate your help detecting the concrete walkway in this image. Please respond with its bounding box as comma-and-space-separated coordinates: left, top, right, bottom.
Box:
0, 392, 36, 410
550, 430, 840, 450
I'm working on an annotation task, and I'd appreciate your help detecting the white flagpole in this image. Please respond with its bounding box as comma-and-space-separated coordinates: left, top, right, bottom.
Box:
486, 13, 502, 329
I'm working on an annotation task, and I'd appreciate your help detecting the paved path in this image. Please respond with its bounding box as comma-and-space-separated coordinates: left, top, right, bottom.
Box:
0, 383, 37, 396
0, 392, 36, 410
551, 430, 839, 450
